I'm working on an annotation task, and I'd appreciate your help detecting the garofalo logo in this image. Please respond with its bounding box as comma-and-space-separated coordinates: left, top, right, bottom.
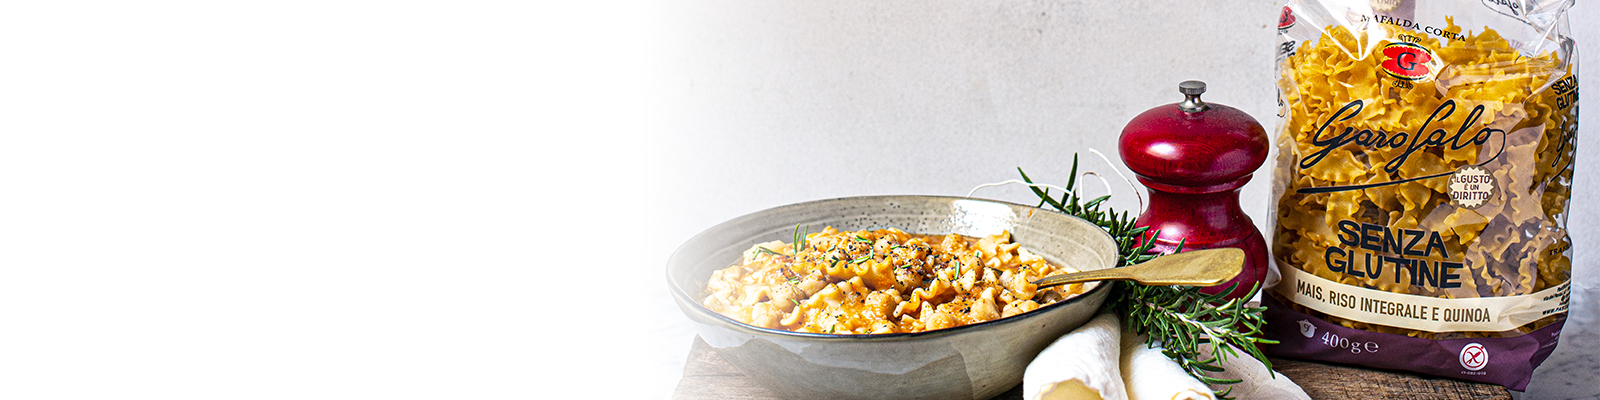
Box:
1381, 42, 1439, 81
1295, 99, 1504, 194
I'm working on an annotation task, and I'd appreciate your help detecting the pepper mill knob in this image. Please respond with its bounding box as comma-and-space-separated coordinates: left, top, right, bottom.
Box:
1178, 80, 1207, 112
1118, 81, 1270, 300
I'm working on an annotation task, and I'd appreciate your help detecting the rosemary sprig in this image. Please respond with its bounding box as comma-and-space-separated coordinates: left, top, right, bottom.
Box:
755, 247, 786, 257
1020, 155, 1275, 399
792, 224, 810, 256
1117, 282, 1275, 398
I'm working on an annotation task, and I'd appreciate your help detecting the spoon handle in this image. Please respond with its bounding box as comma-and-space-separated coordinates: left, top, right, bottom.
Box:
1031, 268, 1134, 289
1029, 248, 1244, 289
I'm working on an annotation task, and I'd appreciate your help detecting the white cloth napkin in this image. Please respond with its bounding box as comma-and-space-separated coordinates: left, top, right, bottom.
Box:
1024, 313, 1129, 400
1120, 331, 1212, 400
1024, 313, 1311, 400
1199, 343, 1312, 400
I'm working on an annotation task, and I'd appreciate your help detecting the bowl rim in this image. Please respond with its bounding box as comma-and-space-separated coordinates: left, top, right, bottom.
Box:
666, 194, 1119, 342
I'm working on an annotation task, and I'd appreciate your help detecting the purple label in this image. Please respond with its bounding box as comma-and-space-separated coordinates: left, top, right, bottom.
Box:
1263, 295, 1565, 390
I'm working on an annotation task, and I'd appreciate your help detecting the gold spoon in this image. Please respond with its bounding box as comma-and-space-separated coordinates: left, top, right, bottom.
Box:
1031, 248, 1244, 289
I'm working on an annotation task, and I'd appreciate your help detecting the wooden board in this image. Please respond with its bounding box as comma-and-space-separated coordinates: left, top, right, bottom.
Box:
673, 336, 1511, 400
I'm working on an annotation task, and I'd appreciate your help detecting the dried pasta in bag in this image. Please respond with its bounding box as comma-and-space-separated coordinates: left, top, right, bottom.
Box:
1263, 0, 1577, 390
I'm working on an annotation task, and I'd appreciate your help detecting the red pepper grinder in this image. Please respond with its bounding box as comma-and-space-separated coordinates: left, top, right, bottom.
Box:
1118, 81, 1269, 300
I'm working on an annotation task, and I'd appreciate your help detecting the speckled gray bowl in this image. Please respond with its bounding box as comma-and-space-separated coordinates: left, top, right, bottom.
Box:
667, 195, 1118, 400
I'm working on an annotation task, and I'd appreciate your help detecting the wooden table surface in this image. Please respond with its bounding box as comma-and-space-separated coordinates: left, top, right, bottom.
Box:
673, 336, 1512, 400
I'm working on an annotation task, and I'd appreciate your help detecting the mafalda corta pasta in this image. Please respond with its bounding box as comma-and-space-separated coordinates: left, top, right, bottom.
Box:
702, 227, 1089, 334
1264, 0, 1576, 390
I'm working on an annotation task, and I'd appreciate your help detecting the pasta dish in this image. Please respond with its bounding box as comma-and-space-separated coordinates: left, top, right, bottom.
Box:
701, 227, 1087, 334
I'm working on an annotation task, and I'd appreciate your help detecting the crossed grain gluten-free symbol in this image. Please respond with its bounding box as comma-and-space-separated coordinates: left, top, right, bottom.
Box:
1462, 345, 1486, 369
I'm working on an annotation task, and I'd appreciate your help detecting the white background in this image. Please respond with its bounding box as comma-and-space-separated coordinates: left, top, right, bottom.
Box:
0, 1, 1592, 399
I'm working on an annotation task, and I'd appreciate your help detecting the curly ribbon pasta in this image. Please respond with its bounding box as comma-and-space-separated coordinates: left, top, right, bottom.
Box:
702, 227, 1088, 334
1270, 20, 1576, 339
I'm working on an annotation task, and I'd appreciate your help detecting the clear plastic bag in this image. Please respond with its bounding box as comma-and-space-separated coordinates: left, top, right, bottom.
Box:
1263, 0, 1577, 390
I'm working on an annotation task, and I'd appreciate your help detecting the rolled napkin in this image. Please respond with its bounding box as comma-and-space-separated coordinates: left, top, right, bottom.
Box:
1191, 299, 1311, 400
1026, 312, 1311, 400
1024, 313, 1128, 400
1200, 343, 1312, 400
1119, 331, 1213, 400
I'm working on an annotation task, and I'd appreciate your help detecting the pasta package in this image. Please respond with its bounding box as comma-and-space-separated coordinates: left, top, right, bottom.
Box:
1263, 0, 1577, 390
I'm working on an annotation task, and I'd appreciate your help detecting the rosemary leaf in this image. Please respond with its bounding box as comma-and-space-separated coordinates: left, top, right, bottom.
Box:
791, 224, 810, 256
849, 250, 874, 265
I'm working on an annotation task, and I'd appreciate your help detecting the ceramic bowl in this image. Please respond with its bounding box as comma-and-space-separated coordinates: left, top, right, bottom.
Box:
667, 195, 1119, 400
